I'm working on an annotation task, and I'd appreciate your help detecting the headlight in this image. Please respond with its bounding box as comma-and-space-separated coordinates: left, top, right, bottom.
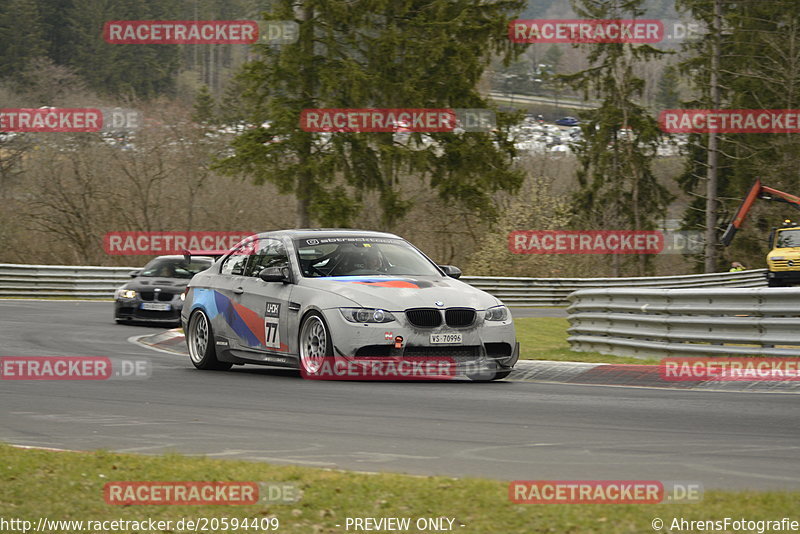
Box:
116, 289, 137, 299
485, 305, 509, 321
340, 308, 396, 323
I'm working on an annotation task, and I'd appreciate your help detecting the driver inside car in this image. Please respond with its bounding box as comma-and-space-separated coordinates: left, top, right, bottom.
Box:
355, 246, 386, 274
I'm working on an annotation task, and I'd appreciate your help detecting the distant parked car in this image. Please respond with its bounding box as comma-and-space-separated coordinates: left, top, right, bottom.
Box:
114, 255, 215, 325
555, 116, 580, 127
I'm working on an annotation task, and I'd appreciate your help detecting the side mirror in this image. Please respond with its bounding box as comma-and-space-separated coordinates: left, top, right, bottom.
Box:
439, 265, 462, 279
129, 270, 140, 278
259, 266, 291, 283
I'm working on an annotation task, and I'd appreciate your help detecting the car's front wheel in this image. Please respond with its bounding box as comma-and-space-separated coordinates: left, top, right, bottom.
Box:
299, 311, 333, 378
187, 310, 231, 370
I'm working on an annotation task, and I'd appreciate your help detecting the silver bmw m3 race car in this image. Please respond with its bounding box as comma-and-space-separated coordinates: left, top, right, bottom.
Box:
181, 229, 518, 381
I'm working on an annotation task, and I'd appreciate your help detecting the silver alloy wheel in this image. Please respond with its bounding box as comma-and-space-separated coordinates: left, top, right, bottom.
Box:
188, 312, 209, 364
300, 315, 328, 374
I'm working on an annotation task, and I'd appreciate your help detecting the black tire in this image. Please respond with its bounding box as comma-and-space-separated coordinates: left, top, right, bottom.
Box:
298, 311, 334, 378
468, 368, 512, 382
186, 310, 232, 370
767, 278, 785, 287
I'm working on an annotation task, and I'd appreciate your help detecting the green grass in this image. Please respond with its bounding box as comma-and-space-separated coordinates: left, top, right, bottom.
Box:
0, 444, 795, 534
515, 317, 661, 365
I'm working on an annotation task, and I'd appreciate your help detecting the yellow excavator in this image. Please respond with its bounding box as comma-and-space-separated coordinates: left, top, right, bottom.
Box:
721, 179, 800, 287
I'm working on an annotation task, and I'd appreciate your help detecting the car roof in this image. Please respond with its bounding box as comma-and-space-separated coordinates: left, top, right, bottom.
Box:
253, 228, 403, 240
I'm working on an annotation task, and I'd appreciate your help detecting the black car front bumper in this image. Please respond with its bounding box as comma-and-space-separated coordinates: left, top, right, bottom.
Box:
114, 298, 183, 323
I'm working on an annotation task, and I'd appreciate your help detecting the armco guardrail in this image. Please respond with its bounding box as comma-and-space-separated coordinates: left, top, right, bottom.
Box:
567, 287, 800, 358
0, 264, 133, 298
462, 269, 767, 306
0, 263, 767, 301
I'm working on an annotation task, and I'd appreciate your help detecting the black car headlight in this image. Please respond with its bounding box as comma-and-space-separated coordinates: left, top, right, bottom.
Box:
340, 308, 396, 323
485, 305, 509, 321
116, 289, 137, 299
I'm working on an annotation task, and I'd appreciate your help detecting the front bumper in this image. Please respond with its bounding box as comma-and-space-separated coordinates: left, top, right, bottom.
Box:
767, 270, 800, 283
115, 299, 183, 323
325, 308, 518, 373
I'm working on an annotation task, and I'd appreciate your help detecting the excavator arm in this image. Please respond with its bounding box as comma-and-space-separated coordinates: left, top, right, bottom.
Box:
720, 179, 800, 246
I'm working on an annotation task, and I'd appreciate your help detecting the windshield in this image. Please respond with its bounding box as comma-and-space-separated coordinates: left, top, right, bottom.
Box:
295, 237, 441, 278
776, 229, 800, 248
139, 258, 212, 279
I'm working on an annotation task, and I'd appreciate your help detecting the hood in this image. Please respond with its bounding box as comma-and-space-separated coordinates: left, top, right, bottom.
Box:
121, 277, 191, 291
300, 275, 499, 311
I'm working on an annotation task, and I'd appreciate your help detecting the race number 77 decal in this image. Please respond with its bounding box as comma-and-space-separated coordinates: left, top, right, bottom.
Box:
264, 302, 281, 349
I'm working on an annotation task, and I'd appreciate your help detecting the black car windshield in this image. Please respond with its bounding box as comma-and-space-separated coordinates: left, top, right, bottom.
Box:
776, 229, 800, 248
139, 258, 212, 279
295, 237, 441, 277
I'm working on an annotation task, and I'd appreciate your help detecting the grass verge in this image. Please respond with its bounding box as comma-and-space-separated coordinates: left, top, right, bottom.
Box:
515, 317, 661, 365
0, 444, 795, 534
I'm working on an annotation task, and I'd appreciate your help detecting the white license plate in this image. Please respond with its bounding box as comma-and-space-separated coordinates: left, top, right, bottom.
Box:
430, 333, 462, 344
140, 302, 171, 311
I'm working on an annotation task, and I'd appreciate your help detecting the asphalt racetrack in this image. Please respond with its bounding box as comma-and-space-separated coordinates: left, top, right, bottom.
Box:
1, 300, 798, 490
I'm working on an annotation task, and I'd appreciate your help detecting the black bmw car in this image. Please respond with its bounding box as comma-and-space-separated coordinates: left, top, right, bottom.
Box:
114, 255, 214, 325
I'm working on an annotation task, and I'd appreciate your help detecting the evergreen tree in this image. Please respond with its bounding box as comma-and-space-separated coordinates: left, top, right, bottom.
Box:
192, 85, 217, 125
561, 0, 672, 275
676, 0, 800, 269
216, 0, 526, 228
655, 65, 680, 110
0, 0, 48, 79
63, 0, 181, 99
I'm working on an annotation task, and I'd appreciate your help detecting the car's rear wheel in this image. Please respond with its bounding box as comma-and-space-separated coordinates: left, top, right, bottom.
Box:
187, 310, 231, 370
299, 312, 333, 378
